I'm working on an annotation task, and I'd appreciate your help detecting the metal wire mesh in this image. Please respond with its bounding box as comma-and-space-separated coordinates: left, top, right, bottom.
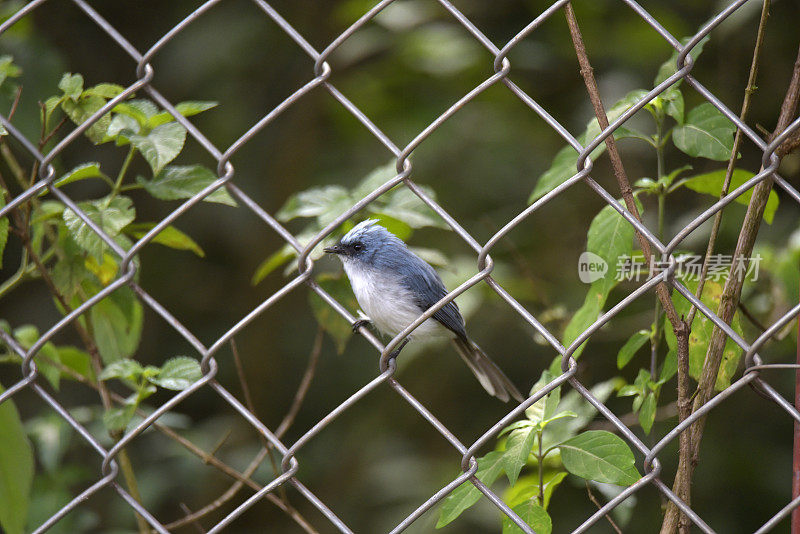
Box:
0, 0, 799, 532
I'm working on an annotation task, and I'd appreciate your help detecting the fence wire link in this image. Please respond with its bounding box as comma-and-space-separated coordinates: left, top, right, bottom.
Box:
0, 0, 799, 532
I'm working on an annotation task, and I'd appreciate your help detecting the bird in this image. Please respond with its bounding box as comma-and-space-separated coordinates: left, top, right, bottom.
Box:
324, 219, 524, 403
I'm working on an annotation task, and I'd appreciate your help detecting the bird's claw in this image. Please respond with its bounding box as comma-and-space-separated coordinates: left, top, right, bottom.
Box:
351, 319, 371, 333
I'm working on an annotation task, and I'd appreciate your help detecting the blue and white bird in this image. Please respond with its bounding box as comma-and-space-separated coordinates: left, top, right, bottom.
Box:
324, 219, 524, 403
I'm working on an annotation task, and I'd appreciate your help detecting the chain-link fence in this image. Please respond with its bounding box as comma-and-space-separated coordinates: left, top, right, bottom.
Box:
0, 0, 799, 532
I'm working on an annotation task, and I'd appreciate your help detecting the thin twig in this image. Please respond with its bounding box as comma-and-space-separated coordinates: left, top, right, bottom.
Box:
738, 301, 768, 333
8, 85, 22, 120
41, 353, 317, 533
179, 504, 207, 534
685, 0, 771, 330
230, 337, 289, 504
164, 329, 324, 531
276, 325, 324, 438
664, 6, 800, 534
585, 482, 623, 534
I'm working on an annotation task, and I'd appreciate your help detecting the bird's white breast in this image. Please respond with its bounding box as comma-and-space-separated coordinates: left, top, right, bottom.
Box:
342, 260, 446, 339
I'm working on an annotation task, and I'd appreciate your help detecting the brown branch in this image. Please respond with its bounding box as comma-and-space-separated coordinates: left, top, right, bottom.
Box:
8, 85, 22, 120
675, 319, 691, 534
690, 38, 800, 447
163, 329, 324, 532
42, 353, 317, 533
179, 504, 207, 534
276, 326, 323, 438
685, 0, 770, 331
664, 8, 800, 534
562, 3, 685, 333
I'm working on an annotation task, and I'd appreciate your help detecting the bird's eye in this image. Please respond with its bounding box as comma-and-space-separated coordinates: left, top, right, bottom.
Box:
352, 243, 364, 252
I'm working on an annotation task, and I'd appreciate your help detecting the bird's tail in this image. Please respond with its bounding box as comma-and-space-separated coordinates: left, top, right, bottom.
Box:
451, 337, 524, 403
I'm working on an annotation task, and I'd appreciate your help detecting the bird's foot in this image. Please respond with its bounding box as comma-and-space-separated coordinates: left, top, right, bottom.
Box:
351, 318, 372, 333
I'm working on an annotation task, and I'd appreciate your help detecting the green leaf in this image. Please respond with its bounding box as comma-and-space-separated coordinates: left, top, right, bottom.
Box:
408, 246, 449, 267
617, 329, 650, 369
113, 100, 159, 125
12, 325, 62, 391
662, 164, 693, 190
309, 275, 357, 354
82, 83, 124, 99
57, 346, 94, 382
89, 287, 143, 364
0, 195, 8, 268
252, 245, 296, 285
673, 103, 736, 161
147, 101, 218, 128
137, 165, 236, 206
659, 348, 678, 383
505, 471, 568, 511
0, 55, 21, 89
148, 356, 202, 390
661, 88, 684, 124
124, 223, 205, 257
351, 161, 397, 200
561, 291, 603, 360
639, 392, 657, 434
106, 114, 140, 142
58, 73, 83, 100
664, 278, 744, 390
103, 402, 137, 432
525, 370, 556, 424
63, 196, 136, 260
501, 498, 552, 534
586, 200, 638, 298
61, 94, 112, 144
681, 169, 778, 224
559, 430, 641, 486
541, 471, 568, 510
530, 90, 648, 203
437, 451, 505, 528
617, 384, 641, 397
0, 382, 34, 534
128, 121, 186, 174
98, 359, 143, 382
503, 427, 537, 486
499, 420, 535, 438
276, 185, 352, 225
51, 162, 108, 189
564, 199, 639, 358
369, 186, 447, 229
51, 236, 92, 300
43, 96, 63, 127
654, 35, 709, 88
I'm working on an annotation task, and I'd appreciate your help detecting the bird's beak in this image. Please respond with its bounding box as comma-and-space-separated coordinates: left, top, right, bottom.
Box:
324, 244, 343, 254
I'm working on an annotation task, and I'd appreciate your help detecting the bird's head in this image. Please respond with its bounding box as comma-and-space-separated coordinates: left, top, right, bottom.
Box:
324, 219, 404, 266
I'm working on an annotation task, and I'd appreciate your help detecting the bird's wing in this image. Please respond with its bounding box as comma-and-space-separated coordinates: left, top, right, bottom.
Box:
398, 254, 468, 340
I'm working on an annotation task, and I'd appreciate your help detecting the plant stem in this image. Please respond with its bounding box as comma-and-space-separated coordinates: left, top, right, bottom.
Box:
113, 146, 136, 196
651, 115, 667, 380
0, 249, 29, 298
117, 447, 149, 534
537, 429, 544, 506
